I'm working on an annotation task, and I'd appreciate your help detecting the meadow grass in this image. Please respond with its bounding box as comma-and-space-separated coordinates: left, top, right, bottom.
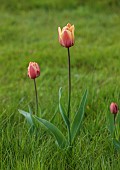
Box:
0, 1, 120, 169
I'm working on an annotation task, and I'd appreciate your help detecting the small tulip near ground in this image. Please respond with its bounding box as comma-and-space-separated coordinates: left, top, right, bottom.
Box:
28, 62, 40, 115
108, 102, 120, 151
110, 102, 119, 125
28, 62, 40, 79
110, 102, 118, 115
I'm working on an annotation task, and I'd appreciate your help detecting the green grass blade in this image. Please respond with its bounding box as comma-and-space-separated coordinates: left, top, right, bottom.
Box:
18, 109, 34, 126
34, 116, 67, 148
71, 90, 88, 144
59, 87, 70, 129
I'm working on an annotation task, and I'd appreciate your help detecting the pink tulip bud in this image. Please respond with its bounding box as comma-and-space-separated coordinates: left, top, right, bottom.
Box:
110, 102, 118, 114
28, 62, 40, 79
58, 23, 75, 48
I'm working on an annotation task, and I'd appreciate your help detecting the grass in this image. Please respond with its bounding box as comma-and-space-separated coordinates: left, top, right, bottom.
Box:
0, 1, 120, 169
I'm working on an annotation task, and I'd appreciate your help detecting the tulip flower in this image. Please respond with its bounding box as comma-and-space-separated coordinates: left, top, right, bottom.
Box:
58, 23, 75, 48
28, 62, 40, 114
110, 102, 119, 124
28, 62, 40, 79
110, 102, 118, 114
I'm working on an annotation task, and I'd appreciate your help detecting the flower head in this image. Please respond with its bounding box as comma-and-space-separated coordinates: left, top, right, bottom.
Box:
110, 102, 118, 114
58, 23, 75, 48
28, 62, 40, 79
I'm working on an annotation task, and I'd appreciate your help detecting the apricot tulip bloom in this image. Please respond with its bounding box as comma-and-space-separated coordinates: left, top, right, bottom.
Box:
58, 23, 75, 48
28, 62, 40, 79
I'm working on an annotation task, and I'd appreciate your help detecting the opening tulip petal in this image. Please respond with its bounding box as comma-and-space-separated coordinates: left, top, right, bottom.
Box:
58, 27, 62, 43
70, 25, 74, 32
58, 27, 62, 38
29, 65, 37, 79
67, 23, 71, 28
61, 30, 73, 48
71, 25, 75, 44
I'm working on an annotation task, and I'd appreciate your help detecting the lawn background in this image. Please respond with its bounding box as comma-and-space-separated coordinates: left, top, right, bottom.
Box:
0, 0, 120, 169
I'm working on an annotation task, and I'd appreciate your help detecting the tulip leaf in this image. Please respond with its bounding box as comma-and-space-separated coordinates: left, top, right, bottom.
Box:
113, 139, 120, 151
71, 89, 88, 144
18, 109, 34, 126
59, 87, 70, 129
34, 116, 67, 148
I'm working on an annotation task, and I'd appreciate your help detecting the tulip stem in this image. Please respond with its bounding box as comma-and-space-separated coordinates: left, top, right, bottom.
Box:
34, 79, 38, 115
67, 47, 71, 120
114, 114, 116, 125
67, 47, 71, 147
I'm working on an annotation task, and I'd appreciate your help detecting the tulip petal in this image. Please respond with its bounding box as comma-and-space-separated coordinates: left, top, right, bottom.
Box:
61, 30, 73, 48
71, 25, 75, 44
58, 27, 63, 44
29, 65, 36, 79
67, 23, 71, 28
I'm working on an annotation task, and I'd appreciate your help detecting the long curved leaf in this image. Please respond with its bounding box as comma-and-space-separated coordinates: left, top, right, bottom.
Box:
34, 116, 67, 148
71, 90, 88, 143
18, 109, 33, 126
59, 87, 70, 129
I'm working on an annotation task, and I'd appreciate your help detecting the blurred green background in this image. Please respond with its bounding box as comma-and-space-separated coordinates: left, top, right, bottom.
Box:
0, 0, 120, 11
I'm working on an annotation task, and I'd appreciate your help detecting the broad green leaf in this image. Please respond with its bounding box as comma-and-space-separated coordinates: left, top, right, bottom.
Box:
34, 116, 67, 148
18, 109, 33, 126
71, 90, 88, 144
113, 139, 120, 150
59, 87, 70, 129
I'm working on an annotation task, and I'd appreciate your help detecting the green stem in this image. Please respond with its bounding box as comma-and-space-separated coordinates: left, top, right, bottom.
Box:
67, 47, 71, 146
114, 114, 116, 125
67, 47, 71, 119
68, 125, 71, 146
34, 79, 38, 115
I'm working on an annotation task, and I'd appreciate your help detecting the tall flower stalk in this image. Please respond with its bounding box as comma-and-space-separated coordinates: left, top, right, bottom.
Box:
67, 47, 71, 119
34, 79, 38, 114
58, 23, 75, 146
67, 48, 71, 146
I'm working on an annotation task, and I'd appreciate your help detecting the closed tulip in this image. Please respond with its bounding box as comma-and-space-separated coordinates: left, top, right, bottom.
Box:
28, 62, 40, 79
58, 23, 75, 48
110, 102, 118, 114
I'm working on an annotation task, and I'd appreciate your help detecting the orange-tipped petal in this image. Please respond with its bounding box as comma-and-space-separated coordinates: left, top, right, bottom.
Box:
71, 25, 75, 44
67, 23, 71, 28
58, 27, 62, 35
